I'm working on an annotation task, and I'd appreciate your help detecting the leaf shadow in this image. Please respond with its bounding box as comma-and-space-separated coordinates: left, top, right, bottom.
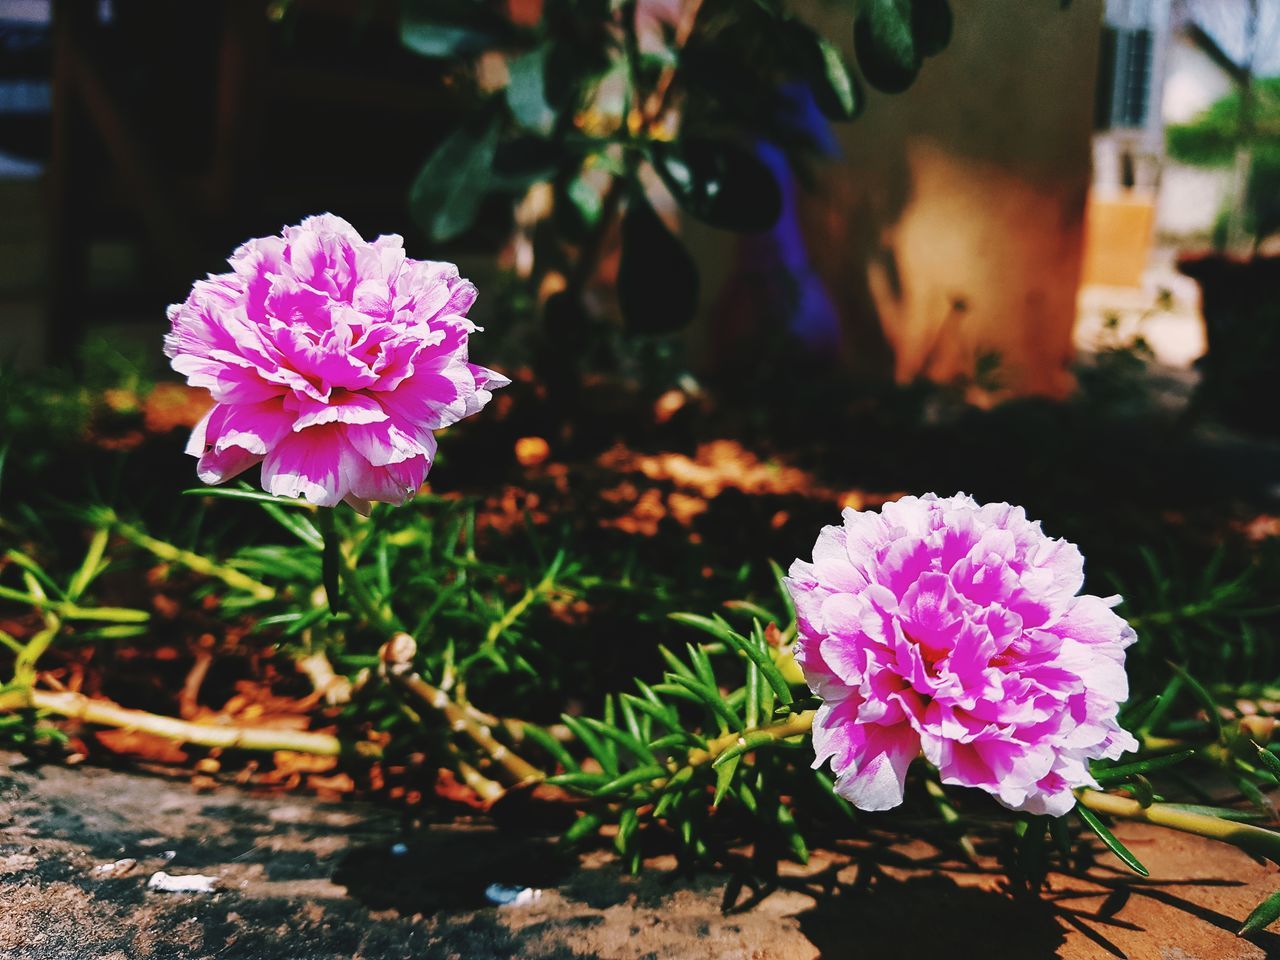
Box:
795, 872, 1067, 960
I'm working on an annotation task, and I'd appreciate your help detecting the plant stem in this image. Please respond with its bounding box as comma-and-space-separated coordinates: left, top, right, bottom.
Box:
3, 688, 376, 758
485, 559, 561, 646
111, 520, 275, 601
1079, 789, 1280, 862
316, 510, 343, 614
380, 634, 544, 786
336, 542, 393, 629
446, 742, 506, 804
683, 710, 816, 771
0, 585, 149, 624
390, 669, 544, 785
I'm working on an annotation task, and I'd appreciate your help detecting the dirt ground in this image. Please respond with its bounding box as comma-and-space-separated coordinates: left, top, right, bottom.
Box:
1, 752, 1278, 960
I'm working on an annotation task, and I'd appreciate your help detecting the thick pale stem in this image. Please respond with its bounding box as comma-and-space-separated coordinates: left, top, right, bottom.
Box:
1079, 789, 1280, 862
444, 741, 506, 804
9, 688, 376, 758
684, 710, 816, 770
386, 666, 545, 786
380, 633, 544, 787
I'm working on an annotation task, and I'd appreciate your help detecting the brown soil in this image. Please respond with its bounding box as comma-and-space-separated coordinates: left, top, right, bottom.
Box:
1, 752, 1277, 960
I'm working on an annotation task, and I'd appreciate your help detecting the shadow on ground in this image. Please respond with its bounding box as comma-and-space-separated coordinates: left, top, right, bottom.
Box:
2, 754, 1278, 960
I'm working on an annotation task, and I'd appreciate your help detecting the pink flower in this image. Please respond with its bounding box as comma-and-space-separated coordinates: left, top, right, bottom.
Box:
787, 494, 1137, 816
165, 215, 508, 512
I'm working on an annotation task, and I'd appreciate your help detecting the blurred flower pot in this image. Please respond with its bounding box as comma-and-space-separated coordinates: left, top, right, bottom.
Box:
1178, 253, 1280, 435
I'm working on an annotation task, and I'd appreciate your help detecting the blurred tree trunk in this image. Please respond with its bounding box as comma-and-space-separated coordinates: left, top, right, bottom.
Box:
797, 0, 1104, 401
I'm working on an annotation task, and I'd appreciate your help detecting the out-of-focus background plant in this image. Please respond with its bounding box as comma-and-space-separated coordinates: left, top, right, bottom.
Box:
1167, 73, 1280, 251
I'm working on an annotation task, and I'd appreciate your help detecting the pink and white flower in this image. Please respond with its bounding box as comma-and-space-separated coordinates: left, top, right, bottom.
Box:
787, 493, 1137, 816
165, 215, 508, 512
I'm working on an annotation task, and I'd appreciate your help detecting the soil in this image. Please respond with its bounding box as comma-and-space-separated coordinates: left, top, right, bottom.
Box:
2, 753, 1278, 960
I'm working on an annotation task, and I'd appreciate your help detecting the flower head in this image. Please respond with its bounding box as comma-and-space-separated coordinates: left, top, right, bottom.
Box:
165, 215, 508, 512
787, 493, 1137, 816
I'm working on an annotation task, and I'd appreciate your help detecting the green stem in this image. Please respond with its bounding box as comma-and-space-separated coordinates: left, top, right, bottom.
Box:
111, 520, 275, 601
337, 545, 393, 629
0, 584, 149, 624
317, 510, 343, 614
684, 710, 816, 771
485, 557, 561, 646
1079, 789, 1280, 862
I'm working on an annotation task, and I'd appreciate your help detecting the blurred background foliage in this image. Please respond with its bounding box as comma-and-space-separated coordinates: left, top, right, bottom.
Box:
1167, 75, 1280, 249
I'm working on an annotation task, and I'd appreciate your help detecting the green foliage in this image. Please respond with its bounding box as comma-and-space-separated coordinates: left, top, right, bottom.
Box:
395, 0, 955, 348
1075, 801, 1149, 877
1240, 889, 1280, 937
650, 139, 782, 232
542, 601, 825, 875
400, 0, 518, 58
1121, 546, 1280, 689
1166, 77, 1280, 245
1166, 78, 1280, 167
409, 116, 502, 242
852, 0, 951, 94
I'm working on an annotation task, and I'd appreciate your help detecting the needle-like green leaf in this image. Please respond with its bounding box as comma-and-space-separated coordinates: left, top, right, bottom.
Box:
1076, 801, 1150, 877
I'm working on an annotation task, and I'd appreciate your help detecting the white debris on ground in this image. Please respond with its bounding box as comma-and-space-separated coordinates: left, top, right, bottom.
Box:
484, 883, 543, 908
147, 871, 219, 893
92, 858, 137, 877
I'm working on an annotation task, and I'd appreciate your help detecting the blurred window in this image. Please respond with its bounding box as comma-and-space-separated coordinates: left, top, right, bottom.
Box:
1097, 0, 1160, 130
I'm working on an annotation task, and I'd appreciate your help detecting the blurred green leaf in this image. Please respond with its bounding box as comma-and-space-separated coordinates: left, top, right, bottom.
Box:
1093, 749, 1196, 785
783, 20, 861, 120
410, 117, 500, 242
595, 764, 666, 797
853, 0, 951, 94
650, 139, 781, 233
400, 0, 511, 58
181, 487, 312, 509
506, 47, 557, 135
1168, 660, 1224, 742
1255, 742, 1280, 783
713, 754, 740, 807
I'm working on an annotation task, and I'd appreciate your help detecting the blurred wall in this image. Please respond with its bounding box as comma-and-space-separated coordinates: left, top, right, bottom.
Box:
799, 0, 1104, 400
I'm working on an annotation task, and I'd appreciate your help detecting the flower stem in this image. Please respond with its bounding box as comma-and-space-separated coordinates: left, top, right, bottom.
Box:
1078, 789, 1280, 862
316, 510, 343, 614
